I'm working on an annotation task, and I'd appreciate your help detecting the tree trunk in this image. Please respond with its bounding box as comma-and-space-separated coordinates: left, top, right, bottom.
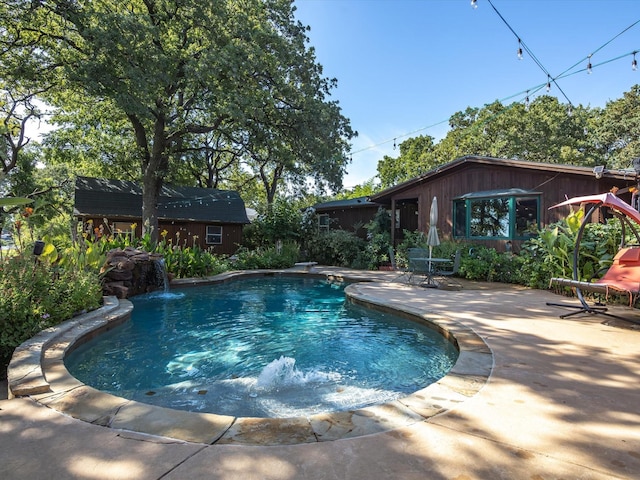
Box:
142, 167, 162, 245
129, 112, 168, 245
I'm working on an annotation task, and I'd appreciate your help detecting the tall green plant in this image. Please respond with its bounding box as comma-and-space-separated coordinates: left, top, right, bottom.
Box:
0, 254, 102, 368
362, 207, 392, 269
519, 209, 621, 288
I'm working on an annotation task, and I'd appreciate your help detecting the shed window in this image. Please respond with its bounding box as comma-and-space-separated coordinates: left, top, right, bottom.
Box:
112, 221, 135, 240
453, 190, 540, 240
206, 225, 223, 244
318, 214, 330, 232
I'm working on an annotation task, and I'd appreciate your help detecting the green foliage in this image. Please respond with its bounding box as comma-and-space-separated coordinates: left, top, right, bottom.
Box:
377, 135, 437, 188
233, 242, 299, 270
305, 230, 367, 268
243, 199, 302, 248
334, 179, 380, 199
360, 207, 392, 269
86, 226, 229, 279
0, 254, 102, 367
459, 245, 525, 283
518, 214, 621, 289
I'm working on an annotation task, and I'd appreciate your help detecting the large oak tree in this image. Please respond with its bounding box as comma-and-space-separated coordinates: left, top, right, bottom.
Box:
4, 0, 354, 242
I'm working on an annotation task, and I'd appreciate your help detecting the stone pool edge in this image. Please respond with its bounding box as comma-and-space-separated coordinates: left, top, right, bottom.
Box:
6, 270, 493, 446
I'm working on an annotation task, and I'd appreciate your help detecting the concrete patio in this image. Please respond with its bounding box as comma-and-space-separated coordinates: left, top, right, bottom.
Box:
1, 270, 640, 479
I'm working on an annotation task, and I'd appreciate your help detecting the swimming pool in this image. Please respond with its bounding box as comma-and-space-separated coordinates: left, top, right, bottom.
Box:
65, 276, 459, 418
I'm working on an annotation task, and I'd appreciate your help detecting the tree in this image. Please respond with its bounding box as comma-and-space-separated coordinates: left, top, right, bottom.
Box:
431, 96, 596, 167
592, 85, 640, 169
0, 86, 43, 176
377, 135, 436, 187
7, 0, 354, 243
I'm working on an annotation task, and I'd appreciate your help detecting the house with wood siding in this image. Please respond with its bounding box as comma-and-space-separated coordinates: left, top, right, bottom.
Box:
311, 196, 381, 239
74, 176, 250, 255
370, 156, 640, 252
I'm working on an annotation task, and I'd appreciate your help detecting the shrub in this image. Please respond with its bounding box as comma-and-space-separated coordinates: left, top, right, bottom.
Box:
242, 200, 302, 248
459, 245, 525, 283
0, 254, 102, 369
305, 230, 366, 267
233, 241, 299, 269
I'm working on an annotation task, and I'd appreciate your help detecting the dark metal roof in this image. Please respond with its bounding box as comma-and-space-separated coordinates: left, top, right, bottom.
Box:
313, 196, 379, 211
74, 176, 250, 224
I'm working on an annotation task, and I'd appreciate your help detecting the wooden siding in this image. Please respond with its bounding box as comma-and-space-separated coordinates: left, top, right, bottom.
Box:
80, 217, 243, 255
323, 206, 380, 239
382, 164, 636, 252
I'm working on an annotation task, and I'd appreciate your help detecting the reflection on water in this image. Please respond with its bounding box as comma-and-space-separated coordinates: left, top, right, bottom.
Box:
66, 276, 458, 417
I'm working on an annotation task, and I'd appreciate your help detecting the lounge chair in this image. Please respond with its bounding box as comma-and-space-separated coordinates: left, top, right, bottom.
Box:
547, 192, 640, 320
550, 246, 640, 317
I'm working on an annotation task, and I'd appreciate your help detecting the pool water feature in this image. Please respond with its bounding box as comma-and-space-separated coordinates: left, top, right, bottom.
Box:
65, 276, 459, 418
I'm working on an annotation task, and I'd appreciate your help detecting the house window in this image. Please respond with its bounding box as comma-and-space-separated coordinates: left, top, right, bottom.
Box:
206, 225, 223, 244
113, 222, 135, 240
318, 214, 330, 232
453, 190, 540, 240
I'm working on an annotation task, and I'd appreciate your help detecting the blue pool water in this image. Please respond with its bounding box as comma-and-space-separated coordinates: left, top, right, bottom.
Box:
65, 276, 458, 418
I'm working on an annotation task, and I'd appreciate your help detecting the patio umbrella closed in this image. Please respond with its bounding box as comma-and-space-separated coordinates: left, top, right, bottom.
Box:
426, 196, 440, 272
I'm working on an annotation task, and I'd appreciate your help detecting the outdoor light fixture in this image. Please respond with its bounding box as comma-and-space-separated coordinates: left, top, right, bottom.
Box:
517, 39, 523, 60
471, 0, 478, 9
546, 75, 551, 92
593, 166, 605, 180
587, 55, 593, 74
633, 52, 638, 71
33, 240, 45, 256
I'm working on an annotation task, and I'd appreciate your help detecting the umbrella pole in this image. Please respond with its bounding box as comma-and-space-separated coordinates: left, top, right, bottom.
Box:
428, 245, 433, 282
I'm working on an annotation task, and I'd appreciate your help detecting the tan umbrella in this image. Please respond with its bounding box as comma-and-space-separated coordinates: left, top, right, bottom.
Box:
426, 196, 440, 273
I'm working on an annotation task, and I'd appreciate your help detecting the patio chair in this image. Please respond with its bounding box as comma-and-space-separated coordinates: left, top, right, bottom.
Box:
389, 247, 410, 282
549, 246, 640, 318
435, 249, 461, 277
407, 247, 432, 285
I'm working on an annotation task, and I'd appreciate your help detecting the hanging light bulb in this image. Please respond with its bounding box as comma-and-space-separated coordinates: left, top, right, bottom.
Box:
393, 138, 396, 150
546, 75, 551, 92
587, 54, 592, 74
517, 39, 523, 60
633, 52, 638, 71
471, 0, 478, 9
567, 104, 573, 117
525, 91, 530, 111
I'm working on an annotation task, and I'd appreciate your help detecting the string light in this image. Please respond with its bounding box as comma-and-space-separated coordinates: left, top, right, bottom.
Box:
524, 91, 530, 111
517, 39, 523, 60
633, 52, 638, 71
587, 54, 593, 74
471, 0, 478, 9
546, 75, 551, 92
393, 138, 396, 149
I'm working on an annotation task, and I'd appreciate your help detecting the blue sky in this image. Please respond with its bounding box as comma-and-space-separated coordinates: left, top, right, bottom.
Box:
293, 0, 640, 188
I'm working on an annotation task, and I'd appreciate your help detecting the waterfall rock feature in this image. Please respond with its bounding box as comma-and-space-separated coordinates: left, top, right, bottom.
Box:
101, 247, 167, 298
